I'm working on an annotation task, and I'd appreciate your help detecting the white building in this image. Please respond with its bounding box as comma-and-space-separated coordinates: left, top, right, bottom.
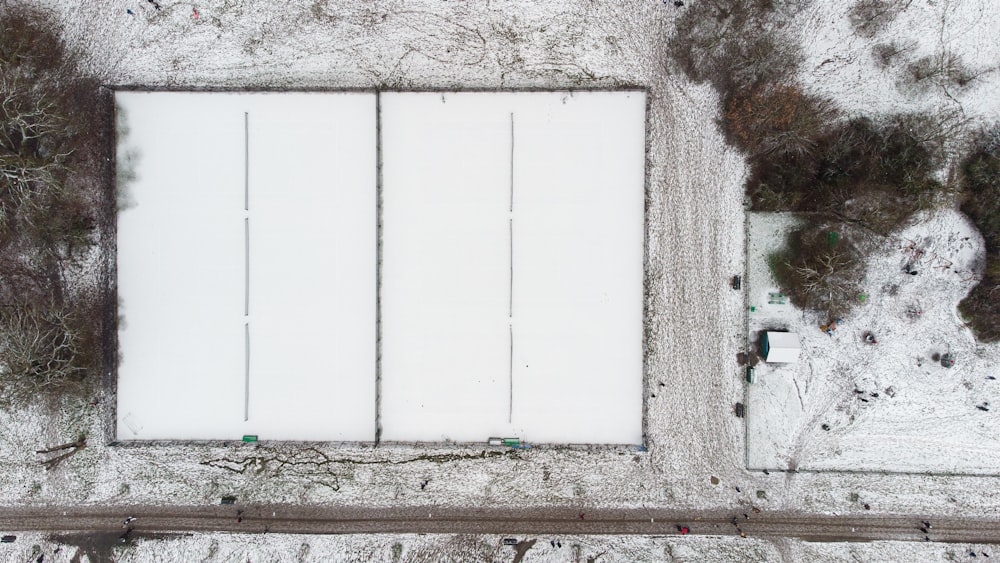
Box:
762, 331, 801, 363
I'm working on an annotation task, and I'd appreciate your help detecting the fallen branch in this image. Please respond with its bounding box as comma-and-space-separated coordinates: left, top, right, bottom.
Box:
36, 435, 86, 470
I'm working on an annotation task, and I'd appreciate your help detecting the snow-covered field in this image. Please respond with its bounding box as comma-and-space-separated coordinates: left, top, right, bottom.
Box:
1, 0, 1000, 558
116, 92, 377, 441
380, 91, 644, 445
118, 90, 643, 445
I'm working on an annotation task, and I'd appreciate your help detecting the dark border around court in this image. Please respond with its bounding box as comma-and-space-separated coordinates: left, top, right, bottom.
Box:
105, 87, 650, 451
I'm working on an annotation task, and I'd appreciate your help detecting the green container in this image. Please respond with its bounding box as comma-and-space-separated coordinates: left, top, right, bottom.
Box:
502, 438, 520, 446
746, 367, 755, 384
242, 435, 258, 443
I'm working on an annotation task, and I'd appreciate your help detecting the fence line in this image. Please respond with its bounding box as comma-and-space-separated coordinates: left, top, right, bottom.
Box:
374, 91, 383, 446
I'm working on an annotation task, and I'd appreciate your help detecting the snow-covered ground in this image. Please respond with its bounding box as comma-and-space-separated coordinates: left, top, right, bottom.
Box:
380, 91, 645, 445
747, 210, 1000, 474
3, 531, 998, 563
1, 0, 1000, 558
795, 0, 1000, 124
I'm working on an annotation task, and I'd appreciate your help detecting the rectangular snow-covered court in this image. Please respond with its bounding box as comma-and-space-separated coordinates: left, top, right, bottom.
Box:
116, 90, 645, 444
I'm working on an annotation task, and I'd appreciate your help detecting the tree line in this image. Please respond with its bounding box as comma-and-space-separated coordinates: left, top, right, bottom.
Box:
0, 6, 111, 406
669, 0, 998, 339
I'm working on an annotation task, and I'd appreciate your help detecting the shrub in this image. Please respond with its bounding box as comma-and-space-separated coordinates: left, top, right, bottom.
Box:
849, 0, 910, 39
904, 51, 978, 91
958, 126, 1000, 342
960, 129, 1000, 252
724, 83, 837, 157
749, 113, 948, 233
668, 0, 803, 97
959, 278, 1000, 342
871, 40, 913, 68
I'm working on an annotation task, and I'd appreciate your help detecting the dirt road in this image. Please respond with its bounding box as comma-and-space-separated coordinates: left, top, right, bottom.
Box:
2, 506, 997, 544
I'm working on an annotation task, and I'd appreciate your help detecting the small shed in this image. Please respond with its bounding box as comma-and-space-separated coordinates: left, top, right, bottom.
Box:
762, 331, 800, 363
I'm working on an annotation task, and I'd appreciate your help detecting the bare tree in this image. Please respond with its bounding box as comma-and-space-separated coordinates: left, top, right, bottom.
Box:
788, 247, 859, 302
849, 0, 913, 39
0, 303, 87, 402
771, 225, 865, 317
871, 40, 915, 69
904, 51, 980, 92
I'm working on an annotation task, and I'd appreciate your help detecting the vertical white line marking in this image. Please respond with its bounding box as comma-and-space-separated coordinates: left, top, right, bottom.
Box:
509, 323, 513, 424
245, 218, 250, 316
509, 112, 514, 213
244, 322, 250, 422
244, 112, 249, 212
509, 112, 514, 424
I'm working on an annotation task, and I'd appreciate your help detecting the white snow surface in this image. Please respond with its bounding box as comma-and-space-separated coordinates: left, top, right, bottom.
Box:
118, 90, 642, 445
380, 91, 644, 444
116, 92, 377, 441
0, 0, 999, 546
